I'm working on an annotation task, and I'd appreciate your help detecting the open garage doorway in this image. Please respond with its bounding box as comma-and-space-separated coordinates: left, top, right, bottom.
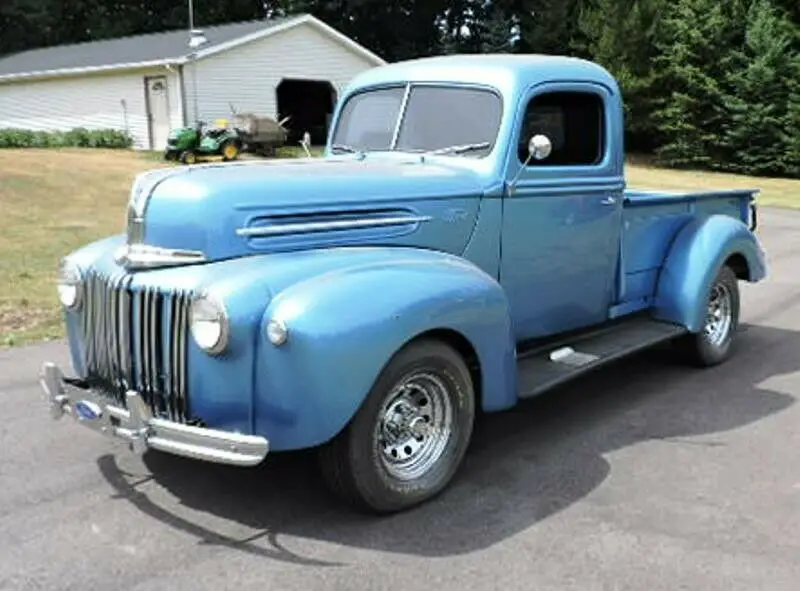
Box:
276, 79, 337, 146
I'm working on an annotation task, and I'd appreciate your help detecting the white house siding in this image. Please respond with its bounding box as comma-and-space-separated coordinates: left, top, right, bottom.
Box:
185, 22, 378, 127
0, 68, 183, 150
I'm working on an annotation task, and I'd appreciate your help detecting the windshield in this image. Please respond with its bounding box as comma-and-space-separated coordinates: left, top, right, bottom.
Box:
330, 84, 502, 157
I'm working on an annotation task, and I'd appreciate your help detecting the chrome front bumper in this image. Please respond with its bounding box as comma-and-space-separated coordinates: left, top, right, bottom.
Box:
39, 362, 269, 467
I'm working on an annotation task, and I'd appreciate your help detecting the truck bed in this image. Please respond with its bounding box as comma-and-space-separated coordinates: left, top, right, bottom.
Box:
510, 187, 757, 398
512, 186, 759, 398
618, 187, 757, 307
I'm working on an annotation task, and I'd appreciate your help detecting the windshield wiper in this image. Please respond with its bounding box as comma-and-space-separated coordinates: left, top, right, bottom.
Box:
427, 142, 491, 156
331, 143, 360, 154
331, 142, 490, 156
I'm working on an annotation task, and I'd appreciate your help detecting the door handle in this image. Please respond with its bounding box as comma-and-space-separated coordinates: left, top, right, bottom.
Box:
600, 196, 616, 205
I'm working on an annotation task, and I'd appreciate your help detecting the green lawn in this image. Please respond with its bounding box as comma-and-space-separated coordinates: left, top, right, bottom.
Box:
0, 147, 797, 347
625, 154, 799, 209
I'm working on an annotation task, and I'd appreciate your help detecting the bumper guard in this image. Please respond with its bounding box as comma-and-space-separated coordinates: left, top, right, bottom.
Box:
39, 362, 269, 467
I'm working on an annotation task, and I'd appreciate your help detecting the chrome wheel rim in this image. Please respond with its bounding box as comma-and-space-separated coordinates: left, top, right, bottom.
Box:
376, 372, 454, 481
704, 282, 733, 347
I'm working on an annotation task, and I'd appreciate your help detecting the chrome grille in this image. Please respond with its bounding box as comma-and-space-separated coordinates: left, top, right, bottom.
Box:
81, 270, 193, 423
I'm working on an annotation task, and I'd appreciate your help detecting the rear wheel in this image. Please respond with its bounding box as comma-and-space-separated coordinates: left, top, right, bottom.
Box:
318, 338, 475, 514
675, 265, 740, 367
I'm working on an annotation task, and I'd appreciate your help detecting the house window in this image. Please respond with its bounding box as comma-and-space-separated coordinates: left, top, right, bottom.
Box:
518, 91, 606, 166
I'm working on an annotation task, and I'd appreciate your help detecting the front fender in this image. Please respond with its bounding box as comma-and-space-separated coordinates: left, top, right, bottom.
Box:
253, 249, 517, 451
652, 214, 767, 332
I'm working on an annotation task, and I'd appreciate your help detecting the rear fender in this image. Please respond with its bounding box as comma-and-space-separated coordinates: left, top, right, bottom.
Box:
252, 252, 517, 451
652, 214, 766, 332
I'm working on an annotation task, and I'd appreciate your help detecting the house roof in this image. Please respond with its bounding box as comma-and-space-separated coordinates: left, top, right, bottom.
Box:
0, 13, 385, 83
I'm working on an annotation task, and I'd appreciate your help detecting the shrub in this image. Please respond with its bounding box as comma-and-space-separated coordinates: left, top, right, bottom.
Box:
0, 127, 134, 149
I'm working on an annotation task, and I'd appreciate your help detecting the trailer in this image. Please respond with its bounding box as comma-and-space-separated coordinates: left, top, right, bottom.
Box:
231, 113, 290, 157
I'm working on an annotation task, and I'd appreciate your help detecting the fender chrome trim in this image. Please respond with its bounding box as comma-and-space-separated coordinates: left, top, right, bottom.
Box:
40, 362, 268, 467
114, 243, 206, 269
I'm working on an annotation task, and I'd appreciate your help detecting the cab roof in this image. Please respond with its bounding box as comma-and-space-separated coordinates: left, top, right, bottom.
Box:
345, 53, 620, 97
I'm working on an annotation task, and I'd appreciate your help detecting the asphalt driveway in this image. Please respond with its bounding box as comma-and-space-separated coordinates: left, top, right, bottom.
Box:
1, 207, 798, 591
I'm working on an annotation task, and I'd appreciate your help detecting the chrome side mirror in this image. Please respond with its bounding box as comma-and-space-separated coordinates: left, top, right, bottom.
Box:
528, 134, 552, 161
508, 134, 554, 196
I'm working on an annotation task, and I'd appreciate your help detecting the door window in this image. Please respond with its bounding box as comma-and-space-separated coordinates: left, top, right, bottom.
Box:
518, 91, 606, 166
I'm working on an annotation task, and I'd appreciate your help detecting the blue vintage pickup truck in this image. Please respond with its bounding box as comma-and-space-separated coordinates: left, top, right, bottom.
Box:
41, 54, 766, 513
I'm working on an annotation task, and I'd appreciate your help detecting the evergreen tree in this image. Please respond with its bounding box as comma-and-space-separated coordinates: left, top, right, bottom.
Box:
577, 0, 666, 152
650, 0, 741, 169
0, 0, 53, 57
785, 52, 800, 177
493, 0, 581, 54
278, 0, 449, 61
478, 4, 515, 53
773, 0, 800, 24
719, 0, 798, 176
438, 0, 503, 54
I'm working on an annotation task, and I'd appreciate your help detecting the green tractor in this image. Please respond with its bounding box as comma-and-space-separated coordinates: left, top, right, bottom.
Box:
163, 119, 242, 164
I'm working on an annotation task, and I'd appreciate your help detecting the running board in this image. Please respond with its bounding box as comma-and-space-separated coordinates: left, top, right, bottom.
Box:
517, 317, 687, 399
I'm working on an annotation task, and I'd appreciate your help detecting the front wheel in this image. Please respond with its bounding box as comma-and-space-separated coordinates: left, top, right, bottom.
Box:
180, 150, 197, 165
318, 338, 475, 514
221, 140, 240, 161
674, 265, 740, 367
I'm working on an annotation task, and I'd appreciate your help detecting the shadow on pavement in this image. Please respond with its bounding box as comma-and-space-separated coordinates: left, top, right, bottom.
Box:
97, 322, 797, 564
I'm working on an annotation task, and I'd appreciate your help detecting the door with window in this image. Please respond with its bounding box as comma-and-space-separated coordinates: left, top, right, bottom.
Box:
500, 83, 624, 341
145, 76, 170, 150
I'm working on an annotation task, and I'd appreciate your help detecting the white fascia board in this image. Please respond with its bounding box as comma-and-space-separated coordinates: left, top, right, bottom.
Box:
0, 58, 179, 84
190, 14, 387, 66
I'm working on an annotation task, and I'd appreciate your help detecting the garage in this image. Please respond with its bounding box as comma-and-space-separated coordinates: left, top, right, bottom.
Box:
276, 79, 337, 145
0, 13, 386, 150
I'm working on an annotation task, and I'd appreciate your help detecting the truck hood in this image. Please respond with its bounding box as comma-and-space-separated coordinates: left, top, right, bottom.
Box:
129, 154, 488, 265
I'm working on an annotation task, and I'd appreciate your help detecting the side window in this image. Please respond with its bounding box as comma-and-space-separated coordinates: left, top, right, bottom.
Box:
518, 91, 606, 166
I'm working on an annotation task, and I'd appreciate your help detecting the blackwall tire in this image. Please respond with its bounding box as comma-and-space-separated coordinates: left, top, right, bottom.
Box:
180, 150, 197, 165
675, 265, 740, 367
318, 338, 475, 514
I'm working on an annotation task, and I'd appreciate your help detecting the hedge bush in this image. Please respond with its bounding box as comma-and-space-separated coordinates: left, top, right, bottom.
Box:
0, 127, 134, 149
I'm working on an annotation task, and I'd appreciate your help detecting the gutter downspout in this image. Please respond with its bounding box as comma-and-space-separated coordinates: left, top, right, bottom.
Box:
178, 64, 188, 126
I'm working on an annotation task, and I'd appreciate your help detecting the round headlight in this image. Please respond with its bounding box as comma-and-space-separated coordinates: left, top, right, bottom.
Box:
190, 293, 229, 355
57, 259, 82, 310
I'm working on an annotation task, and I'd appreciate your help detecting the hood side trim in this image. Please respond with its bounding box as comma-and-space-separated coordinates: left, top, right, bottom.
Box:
236, 214, 432, 238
